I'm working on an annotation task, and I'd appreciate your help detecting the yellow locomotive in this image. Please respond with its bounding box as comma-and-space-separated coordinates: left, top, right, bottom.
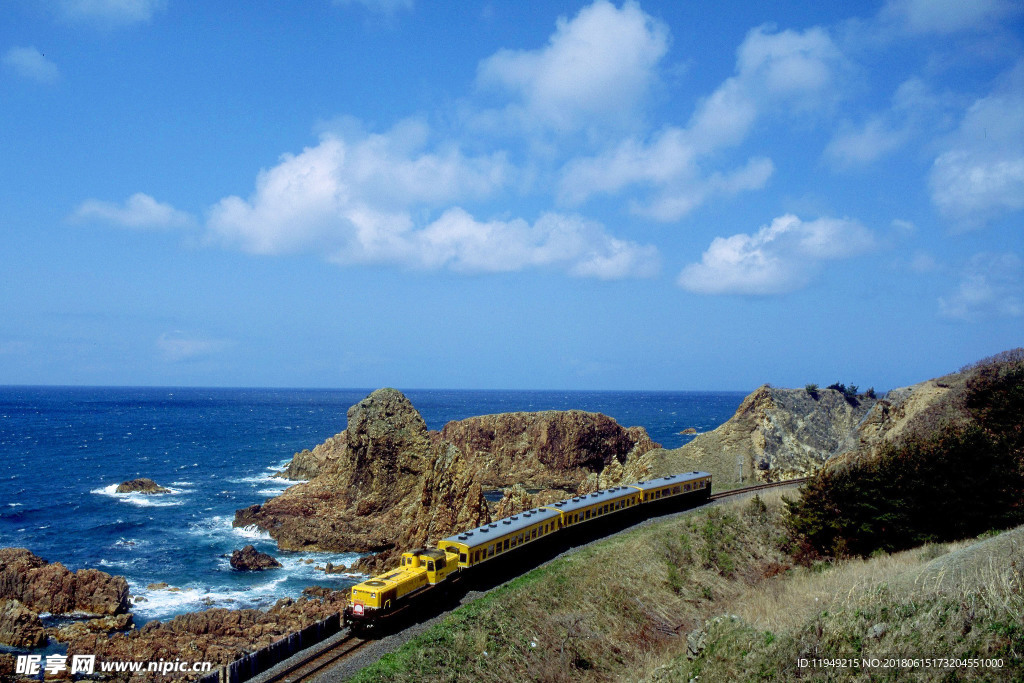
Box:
344, 471, 711, 627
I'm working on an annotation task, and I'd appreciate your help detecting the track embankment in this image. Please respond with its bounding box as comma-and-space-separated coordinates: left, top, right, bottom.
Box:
238, 477, 809, 683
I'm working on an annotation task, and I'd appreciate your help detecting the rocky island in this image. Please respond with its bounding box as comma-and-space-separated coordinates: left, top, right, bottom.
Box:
115, 478, 171, 494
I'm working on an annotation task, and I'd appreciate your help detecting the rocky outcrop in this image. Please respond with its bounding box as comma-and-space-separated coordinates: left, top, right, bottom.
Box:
0, 548, 129, 617
115, 478, 170, 494
66, 593, 347, 682
52, 613, 133, 643
0, 599, 47, 648
440, 410, 658, 490
235, 389, 490, 573
617, 386, 879, 487
276, 435, 345, 481
230, 545, 282, 571
0, 548, 129, 648
238, 388, 657, 573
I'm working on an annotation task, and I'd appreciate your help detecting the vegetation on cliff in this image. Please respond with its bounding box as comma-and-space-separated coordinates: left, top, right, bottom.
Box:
786, 350, 1024, 559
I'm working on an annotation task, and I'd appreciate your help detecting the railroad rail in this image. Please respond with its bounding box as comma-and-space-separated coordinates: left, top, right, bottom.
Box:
257, 633, 369, 683
249, 476, 810, 683
710, 477, 809, 502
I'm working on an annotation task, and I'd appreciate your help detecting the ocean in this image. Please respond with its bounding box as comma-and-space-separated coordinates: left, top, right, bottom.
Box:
0, 387, 745, 623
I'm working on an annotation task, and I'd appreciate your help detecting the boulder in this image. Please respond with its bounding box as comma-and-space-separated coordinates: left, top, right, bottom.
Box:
229, 545, 282, 571
0, 598, 47, 649
0, 548, 129, 616
115, 478, 171, 494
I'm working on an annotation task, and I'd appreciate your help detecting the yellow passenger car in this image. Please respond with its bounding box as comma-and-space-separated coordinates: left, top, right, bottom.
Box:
439, 507, 562, 568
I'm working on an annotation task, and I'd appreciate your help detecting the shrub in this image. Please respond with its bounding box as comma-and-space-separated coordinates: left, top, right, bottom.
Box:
805, 383, 819, 399
787, 356, 1024, 558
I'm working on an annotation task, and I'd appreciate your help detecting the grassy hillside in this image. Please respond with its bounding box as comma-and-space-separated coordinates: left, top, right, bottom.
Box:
349, 492, 1023, 681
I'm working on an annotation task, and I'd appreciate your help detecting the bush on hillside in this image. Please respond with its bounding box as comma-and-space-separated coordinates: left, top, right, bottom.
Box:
787, 354, 1024, 560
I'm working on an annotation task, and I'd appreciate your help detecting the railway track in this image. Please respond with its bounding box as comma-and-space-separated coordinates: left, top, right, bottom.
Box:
251, 476, 810, 683
257, 632, 369, 683
710, 477, 808, 501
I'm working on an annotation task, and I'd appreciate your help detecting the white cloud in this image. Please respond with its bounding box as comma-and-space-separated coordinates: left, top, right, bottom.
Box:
476, 0, 669, 134
58, 0, 165, 26
939, 252, 1023, 320
636, 156, 775, 222
826, 78, 952, 168
689, 25, 842, 150
72, 193, 193, 229
929, 60, 1024, 227
407, 208, 659, 279
557, 24, 839, 220
207, 123, 509, 256
157, 332, 232, 363
880, 0, 1021, 34
678, 214, 876, 295
205, 124, 655, 279
826, 116, 909, 167
3, 46, 59, 83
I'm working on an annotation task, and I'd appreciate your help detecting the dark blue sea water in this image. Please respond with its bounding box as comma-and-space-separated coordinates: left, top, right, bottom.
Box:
0, 387, 744, 624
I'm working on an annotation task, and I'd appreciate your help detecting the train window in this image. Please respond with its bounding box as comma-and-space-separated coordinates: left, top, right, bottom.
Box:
531, 529, 537, 539
460, 553, 467, 563
427, 561, 434, 571
503, 539, 510, 551
438, 557, 446, 569
511, 537, 517, 548
488, 545, 495, 557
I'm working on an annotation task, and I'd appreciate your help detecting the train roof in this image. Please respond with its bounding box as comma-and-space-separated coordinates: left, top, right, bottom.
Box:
543, 485, 638, 514
630, 471, 710, 491
441, 506, 562, 547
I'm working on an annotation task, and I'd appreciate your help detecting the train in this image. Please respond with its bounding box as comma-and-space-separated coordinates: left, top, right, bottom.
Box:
342, 471, 711, 629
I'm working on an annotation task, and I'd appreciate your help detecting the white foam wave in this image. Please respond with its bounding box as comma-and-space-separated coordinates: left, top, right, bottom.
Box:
226, 475, 274, 485
130, 576, 294, 621
91, 482, 189, 507
234, 524, 273, 541
257, 488, 289, 497
187, 515, 274, 543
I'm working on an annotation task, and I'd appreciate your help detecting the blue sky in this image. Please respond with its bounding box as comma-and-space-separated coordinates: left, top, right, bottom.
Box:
1, 0, 1021, 391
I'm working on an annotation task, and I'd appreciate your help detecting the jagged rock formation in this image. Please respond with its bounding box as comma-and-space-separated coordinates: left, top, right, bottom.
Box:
229, 545, 282, 571
440, 411, 657, 490
0, 548, 129, 616
238, 388, 657, 573
235, 389, 490, 573
0, 598, 47, 648
0, 548, 129, 648
614, 386, 879, 487
115, 478, 170, 494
